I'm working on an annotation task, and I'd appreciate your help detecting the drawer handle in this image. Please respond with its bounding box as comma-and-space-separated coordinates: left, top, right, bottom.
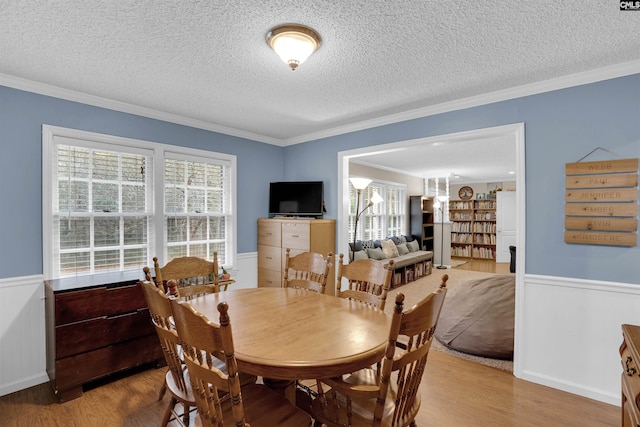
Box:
107, 311, 137, 320
626, 356, 637, 376
266, 256, 272, 260
291, 234, 299, 238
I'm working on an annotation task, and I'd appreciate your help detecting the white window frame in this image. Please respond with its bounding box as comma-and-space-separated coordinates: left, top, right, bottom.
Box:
42, 125, 237, 279
349, 180, 406, 242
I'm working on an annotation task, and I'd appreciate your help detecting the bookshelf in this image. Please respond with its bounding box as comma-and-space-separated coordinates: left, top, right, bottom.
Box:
409, 196, 434, 251
449, 199, 497, 260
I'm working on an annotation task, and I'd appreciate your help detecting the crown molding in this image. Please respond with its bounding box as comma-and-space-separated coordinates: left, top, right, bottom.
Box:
0, 72, 283, 146
283, 59, 640, 146
2, 59, 639, 147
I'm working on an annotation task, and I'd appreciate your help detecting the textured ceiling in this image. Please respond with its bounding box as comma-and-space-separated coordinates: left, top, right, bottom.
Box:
1, 1, 639, 181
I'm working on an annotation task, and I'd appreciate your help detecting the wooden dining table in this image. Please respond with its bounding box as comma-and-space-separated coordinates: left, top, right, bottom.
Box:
187, 287, 391, 398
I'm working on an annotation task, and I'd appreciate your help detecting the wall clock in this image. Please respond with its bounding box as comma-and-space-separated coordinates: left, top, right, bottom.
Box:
458, 186, 474, 200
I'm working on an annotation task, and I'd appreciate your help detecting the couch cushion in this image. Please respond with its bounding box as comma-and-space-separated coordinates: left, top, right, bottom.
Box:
381, 250, 432, 269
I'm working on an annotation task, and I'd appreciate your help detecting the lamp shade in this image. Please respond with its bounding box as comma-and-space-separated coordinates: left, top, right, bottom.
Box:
349, 177, 372, 190
370, 192, 384, 205
266, 24, 321, 71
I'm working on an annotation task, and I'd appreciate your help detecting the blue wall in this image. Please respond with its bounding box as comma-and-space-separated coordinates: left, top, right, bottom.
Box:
2, 73, 639, 285
0, 86, 284, 279
283, 74, 640, 285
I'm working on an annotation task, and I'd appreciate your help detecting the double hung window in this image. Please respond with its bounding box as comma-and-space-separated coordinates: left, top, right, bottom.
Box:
348, 180, 406, 243
43, 126, 235, 279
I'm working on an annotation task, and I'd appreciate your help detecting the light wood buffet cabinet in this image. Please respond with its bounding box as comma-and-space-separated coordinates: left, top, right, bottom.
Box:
258, 218, 336, 295
621, 324, 640, 427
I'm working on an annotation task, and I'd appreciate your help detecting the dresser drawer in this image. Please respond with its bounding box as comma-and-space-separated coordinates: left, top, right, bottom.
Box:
258, 244, 282, 271
54, 333, 163, 395
55, 283, 146, 325
258, 220, 281, 246
282, 222, 310, 250
55, 308, 154, 359
258, 268, 282, 288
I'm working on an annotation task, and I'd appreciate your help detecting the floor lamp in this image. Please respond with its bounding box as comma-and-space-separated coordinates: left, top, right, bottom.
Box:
349, 178, 383, 262
434, 195, 449, 269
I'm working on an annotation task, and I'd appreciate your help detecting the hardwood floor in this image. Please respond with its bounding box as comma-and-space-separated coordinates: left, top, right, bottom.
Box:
452, 257, 511, 274
0, 258, 619, 426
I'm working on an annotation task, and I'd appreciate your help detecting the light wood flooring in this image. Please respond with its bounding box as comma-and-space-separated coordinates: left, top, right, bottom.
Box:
0, 258, 619, 426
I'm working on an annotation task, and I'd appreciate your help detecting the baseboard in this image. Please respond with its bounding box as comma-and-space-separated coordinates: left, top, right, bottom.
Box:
518, 369, 619, 406
0, 373, 50, 397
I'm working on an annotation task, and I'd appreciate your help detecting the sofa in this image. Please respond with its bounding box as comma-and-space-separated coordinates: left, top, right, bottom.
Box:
350, 235, 433, 288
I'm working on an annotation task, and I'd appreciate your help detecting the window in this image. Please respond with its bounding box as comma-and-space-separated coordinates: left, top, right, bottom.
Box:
164, 154, 232, 263
43, 126, 236, 279
348, 180, 406, 242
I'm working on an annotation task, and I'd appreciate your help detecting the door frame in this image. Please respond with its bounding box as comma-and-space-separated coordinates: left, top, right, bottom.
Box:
337, 122, 526, 376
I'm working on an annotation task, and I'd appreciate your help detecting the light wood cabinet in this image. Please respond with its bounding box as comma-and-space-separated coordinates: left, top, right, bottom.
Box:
449, 200, 497, 260
257, 218, 336, 294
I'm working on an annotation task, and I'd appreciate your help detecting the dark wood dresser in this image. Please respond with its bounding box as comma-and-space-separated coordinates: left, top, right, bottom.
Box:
621, 324, 640, 427
45, 271, 164, 402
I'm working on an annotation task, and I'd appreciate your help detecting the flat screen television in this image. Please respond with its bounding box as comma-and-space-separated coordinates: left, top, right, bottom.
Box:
269, 181, 324, 218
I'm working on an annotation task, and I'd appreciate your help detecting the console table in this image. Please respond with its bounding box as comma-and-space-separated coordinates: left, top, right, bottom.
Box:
621, 324, 640, 427
45, 271, 164, 402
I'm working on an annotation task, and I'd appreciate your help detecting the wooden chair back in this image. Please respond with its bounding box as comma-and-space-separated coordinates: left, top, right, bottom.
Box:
283, 249, 333, 294
335, 253, 394, 310
169, 298, 239, 426
312, 274, 449, 427
140, 281, 194, 424
143, 253, 220, 298
169, 298, 312, 426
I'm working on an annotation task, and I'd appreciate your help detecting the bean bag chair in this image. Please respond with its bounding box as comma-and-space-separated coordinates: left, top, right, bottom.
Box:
435, 274, 515, 359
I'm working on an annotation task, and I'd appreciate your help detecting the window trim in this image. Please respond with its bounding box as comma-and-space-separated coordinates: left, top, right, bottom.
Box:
349, 179, 406, 242
42, 125, 237, 279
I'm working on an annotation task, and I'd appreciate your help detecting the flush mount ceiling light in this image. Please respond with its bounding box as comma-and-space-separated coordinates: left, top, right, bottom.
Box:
266, 24, 321, 71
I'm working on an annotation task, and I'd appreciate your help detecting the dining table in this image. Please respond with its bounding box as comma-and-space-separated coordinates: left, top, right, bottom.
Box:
186, 287, 391, 401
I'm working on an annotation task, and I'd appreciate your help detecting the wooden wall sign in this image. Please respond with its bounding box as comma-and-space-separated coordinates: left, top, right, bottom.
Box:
564, 158, 638, 247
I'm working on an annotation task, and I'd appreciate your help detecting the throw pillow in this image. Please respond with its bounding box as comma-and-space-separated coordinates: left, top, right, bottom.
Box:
353, 250, 368, 260
361, 240, 377, 250
381, 239, 399, 258
396, 243, 409, 255
366, 247, 386, 260
407, 240, 420, 252
388, 235, 403, 245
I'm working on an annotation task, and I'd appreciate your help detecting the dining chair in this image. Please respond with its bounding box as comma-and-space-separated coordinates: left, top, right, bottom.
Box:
283, 249, 333, 294
140, 280, 196, 426
335, 253, 394, 310
310, 275, 449, 427
169, 297, 313, 427
143, 253, 222, 299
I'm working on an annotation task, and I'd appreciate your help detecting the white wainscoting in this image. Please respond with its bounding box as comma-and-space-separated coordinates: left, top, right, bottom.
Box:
2, 260, 636, 407
515, 274, 640, 406
0, 275, 48, 397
